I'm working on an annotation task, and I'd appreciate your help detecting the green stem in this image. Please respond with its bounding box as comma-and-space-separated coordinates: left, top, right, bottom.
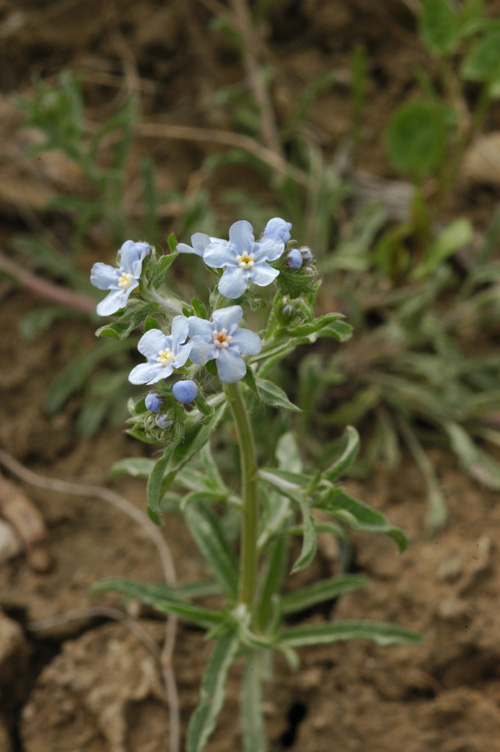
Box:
224, 382, 259, 612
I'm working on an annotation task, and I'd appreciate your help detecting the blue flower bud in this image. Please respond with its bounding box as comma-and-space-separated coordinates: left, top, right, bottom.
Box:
173, 380, 199, 404
299, 246, 313, 263
155, 413, 173, 429
145, 392, 163, 413
263, 217, 292, 245
286, 249, 303, 270
282, 304, 295, 321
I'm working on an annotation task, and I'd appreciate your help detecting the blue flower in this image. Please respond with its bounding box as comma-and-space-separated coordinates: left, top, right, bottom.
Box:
177, 233, 212, 257
155, 414, 173, 429
203, 220, 285, 299
286, 249, 303, 270
173, 380, 199, 403
129, 316, 192, 385
262, 217, 292, 245
90, 240, 152, 316
188, 305, 262, 383
145, 392, 163, 413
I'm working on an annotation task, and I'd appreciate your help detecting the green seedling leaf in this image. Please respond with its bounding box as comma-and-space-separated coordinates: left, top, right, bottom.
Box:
255, 378, 301, 412
386, 100, 446, 180
109, 457, 155, 480
315, 490, 407, 552
281, 574, 371, 615
462, 31, 500, 83
413, 218, 473, 280
277, 620, 423, 649
419, 0, 457, 56
184, 502, 238, 601
91, 579, 224, 628
323, 426, 360, 482
186, 630, 240, 752
241, 652, 268, 752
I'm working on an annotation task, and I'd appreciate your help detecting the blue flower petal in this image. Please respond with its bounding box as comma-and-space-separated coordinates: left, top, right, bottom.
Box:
90, 263, 121, 290
255, 236, 285, 263
172, 342, 193, 368
248, 263, 279, 288
203, 239, 234, 269
170, 315, 190, 349
218, 267, 248, 298
189, 336, 217, 365
229, 220, 254, 252
119, 240, 151, 272
96, 285, 137, 316
216, 348, 247, 383
263, 217, 292, 244
137, 329, 169, 359
188, 317, 214, 338
230, 328, 262, 355
212, 305, 243, 331
177, 233, 211, 256
129, 362, 164, 385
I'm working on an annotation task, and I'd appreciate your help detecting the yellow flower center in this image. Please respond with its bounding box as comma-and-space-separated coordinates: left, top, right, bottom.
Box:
157, 348, 176, 365
212, 328, 232, 349
118, 272, 134, 289
236, 252, 255, 270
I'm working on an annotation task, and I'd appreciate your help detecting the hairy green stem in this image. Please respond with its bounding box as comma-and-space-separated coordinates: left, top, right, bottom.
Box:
224, 382, 259, 612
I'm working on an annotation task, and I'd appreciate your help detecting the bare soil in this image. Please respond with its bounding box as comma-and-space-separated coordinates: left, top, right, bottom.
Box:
2, 1, 500, 751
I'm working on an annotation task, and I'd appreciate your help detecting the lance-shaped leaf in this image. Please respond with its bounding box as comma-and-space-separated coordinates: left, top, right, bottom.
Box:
256, 535, 289, 632
315, 489, 407, 552
281, 574, 371, 615
91, 578, 224, 629
242, 652, 268, 752
184, 503, 238, 601
109, 457, 155, 480
323, 426, 360, 482
255, 378, 301, 412
186, 630, 240, 752
291, 497, 317, 573
277, 620, 423, 648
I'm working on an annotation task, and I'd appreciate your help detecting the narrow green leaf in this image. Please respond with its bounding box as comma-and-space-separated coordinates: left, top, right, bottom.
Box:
242, 652, 268, 752
419, 0, 457, 56
255, 378, 301, 412
286, 312, 344, 338
91, 579, 224, 628
259, 468, 312, 490
256, 536, 289, 632
323, 426, 360, 482
109, 457, 155, 480
386, 100, 446, 180
184, 503, 239, 600
281, 574, 371, 615
277, 620, 423, 648
291, 498, 317, 573
186, 630, 240, 752
315, 489, 407, 552
147, 448, 174, 519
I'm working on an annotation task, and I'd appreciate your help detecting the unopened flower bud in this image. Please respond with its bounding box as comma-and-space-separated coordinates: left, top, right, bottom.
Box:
286, 249, 303, 270
155, 413, 173, 429
263, 217, 292, 245
145, 392, 163, 413
282, 304, 295, 321
299, 246, 313, 263
173, 380, 199, 404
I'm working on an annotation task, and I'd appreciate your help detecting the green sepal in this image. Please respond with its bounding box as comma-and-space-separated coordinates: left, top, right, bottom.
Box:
143, 316, 161, 332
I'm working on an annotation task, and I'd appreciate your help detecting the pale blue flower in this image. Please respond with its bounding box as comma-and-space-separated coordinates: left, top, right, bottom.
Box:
177, 233, 212, 256
173, 380, 199, 403
188, 305, 262, 383
145, 392, 163, 413
286, 249, 303, 270
203, 220, 284, 299
262, 217, 292, 245
155, 414, 173, 429
129, 316, 192, 385
91, 240, 152, 316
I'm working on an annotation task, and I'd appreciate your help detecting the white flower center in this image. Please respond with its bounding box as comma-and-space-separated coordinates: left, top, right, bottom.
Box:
118, 271, 134, 289
157, 348, 176, 366
212, 328, 232, 349
236, 252, 255, 270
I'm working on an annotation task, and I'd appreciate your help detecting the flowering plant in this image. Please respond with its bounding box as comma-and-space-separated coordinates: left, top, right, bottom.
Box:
90, 218, 420, 751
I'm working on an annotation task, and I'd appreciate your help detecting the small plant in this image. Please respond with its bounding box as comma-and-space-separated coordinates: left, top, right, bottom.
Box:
89, 220, 420, 750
